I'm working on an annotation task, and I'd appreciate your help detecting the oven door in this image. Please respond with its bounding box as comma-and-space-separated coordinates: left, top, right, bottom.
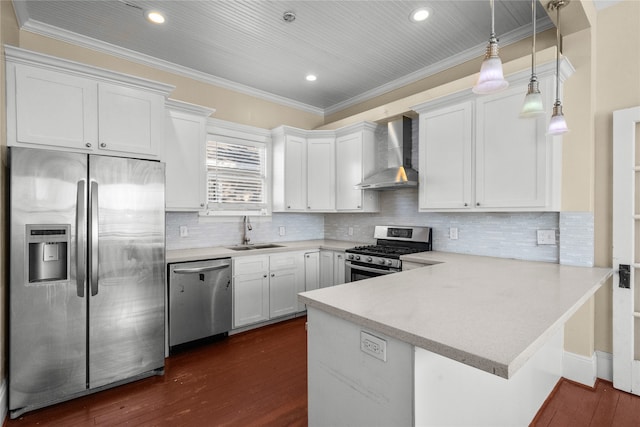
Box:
345, 261, 399, 282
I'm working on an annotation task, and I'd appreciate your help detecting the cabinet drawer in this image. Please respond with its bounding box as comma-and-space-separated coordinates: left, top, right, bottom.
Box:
233, 256, 269, 275
270, 252, 302, 271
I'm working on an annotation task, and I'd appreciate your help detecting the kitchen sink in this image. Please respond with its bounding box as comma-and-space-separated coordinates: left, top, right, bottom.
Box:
226, 244, 283, 251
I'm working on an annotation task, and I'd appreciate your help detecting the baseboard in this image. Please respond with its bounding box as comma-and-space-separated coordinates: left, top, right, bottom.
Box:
0, 378, 7, 424
595, 350, 613, 382
563, 351, 597, 387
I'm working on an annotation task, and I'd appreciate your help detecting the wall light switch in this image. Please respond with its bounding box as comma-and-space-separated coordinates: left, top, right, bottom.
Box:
537, 229, 556, 245
279, 226, 286, 236
179, 225, 188, 237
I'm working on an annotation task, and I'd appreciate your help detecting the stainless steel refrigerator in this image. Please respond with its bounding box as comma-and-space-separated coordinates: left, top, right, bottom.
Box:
8, 147, 165, 418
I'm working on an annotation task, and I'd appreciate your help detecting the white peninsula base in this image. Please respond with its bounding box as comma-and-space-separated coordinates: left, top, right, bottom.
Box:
307, 307, 563, 426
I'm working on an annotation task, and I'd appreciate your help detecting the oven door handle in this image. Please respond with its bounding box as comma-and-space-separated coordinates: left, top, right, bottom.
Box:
347, 263, 397, 275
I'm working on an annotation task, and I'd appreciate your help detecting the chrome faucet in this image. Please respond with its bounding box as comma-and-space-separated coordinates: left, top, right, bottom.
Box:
242, 216, 252, 245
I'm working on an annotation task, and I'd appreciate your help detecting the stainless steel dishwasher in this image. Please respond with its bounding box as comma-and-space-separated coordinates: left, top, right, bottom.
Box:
168, 258, 232, 350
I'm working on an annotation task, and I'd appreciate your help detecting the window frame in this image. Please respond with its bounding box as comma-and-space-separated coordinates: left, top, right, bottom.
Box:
202, 120, 272, 217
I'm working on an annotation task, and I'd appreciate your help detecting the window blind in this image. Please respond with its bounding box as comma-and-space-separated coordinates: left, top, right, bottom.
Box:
206, 138, 267, 210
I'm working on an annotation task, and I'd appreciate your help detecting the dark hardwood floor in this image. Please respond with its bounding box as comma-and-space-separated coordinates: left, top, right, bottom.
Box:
5, 316, 308, 427
6, 314, 640, 426
531, 378, 640, 427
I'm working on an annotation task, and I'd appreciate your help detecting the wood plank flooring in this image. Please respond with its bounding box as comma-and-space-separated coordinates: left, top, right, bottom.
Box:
6, 314, 640, 426
531, 378, 640, 427
5, 316, 308, 427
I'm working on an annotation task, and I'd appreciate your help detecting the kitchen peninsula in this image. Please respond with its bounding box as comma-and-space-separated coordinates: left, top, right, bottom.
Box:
299, 252, 612, 426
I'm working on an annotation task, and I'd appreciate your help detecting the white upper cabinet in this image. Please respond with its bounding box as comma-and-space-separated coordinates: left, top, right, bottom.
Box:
272, 128, 308, 211
13, 64, 98, 151
419, 101, 473, 210
335, 123, 379, 212
415, 62, 569, 212
5, 47, 173, 160
97, 83, 165, 156
307, 137, 336, 211
164, 99, 215, 211
475, 86, 550, 209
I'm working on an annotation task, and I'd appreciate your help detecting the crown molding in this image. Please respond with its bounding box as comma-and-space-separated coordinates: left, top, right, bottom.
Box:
166, 99, 216, 117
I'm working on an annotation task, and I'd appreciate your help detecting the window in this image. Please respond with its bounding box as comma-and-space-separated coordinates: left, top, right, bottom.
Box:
206, 135, 269, 214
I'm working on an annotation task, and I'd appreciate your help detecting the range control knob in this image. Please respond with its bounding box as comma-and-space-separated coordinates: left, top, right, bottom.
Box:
355, 255, 361, 261
348, 254, 354, 260
379, 259, 386, 265
387, 260, 393, 266
366, 257, 372, 262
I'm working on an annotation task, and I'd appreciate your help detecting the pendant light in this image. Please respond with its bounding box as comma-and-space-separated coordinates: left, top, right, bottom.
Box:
547, 0, 569, 135
473, 0, 509, 95
520, 0, 544, 117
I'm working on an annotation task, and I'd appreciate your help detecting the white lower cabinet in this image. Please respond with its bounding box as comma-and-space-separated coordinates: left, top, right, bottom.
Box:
303, 251, 320, 312
319, 250, 346, 288
233, 252, 304, 328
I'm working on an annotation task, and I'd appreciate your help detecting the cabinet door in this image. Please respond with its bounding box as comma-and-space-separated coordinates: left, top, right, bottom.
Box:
98, 82, 164, 158
165, 110, 207, 210
334, 252, 346, 285
419, 102, 473, 210
13, 64, 98, 150
319, 251, 335, 288
284, 135, 307, 210
233, 273, 270, 328
307, 137, 336, 211
475, 87, 546, 208
336, 133, 364, 210
303, 252, 320, 311
269, 268, 299, 318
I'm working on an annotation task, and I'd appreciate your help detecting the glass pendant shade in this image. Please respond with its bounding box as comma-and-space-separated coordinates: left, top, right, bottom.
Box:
548, 101, 569, 135
520, 79, 545, 117
473, 39, 509, 95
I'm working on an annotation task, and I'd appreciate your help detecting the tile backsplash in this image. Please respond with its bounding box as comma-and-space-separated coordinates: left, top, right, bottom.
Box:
323, 189, 560, 263
166, 212, 324, 251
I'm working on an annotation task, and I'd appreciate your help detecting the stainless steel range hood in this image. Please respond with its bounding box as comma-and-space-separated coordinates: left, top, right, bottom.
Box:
354, 116, 418, 190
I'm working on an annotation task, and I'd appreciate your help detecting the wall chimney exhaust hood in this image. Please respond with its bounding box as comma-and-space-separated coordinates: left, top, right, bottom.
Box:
354, 116, 418, 190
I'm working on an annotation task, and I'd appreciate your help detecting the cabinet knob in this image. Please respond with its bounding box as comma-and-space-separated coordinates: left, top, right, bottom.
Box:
263, 274, 267, 278
357, 205, 361, 209
287, 206, 291, 209
464, 203, 468, 207
100, 142, 107, 148
85, 143, 92, 148
476, 202, 480, 206
308, 206, 311, 209
200, 203, 205, 207
271, 273, 275, 277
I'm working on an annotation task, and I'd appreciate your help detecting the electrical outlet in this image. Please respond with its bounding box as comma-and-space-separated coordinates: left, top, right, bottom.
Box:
360, 331, 387, 362
179, 225, 188, 237
449, 227, 459, 240
348, 227, 354, 236
279, 226, 286, 236
537, 229, 556, 245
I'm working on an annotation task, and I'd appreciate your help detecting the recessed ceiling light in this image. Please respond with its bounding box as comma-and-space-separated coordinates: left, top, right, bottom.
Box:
306, 74, 317, 82
410, 7, 431, 23
145, 10, 166, 24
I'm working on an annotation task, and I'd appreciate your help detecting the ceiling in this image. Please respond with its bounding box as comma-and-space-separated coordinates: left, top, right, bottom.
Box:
12, 0, 559, 115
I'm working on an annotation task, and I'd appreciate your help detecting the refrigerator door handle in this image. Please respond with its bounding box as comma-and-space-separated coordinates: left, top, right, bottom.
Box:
76, 180, 86, 297
89, 181, 99, 296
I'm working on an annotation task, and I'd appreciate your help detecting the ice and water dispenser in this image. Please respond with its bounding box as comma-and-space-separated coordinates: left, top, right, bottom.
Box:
26, 224, 70, 283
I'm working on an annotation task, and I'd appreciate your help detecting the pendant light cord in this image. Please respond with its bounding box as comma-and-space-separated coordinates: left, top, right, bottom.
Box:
555, 4, 561, 102
531, 0, 536, 77
490, 0, 496, 37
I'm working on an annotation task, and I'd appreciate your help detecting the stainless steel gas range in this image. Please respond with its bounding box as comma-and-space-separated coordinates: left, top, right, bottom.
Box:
345, 225, 432, 282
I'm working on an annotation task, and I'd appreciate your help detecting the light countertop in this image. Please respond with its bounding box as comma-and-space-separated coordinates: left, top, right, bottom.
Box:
299, 251, 613, 379
166, 239, 361, 264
